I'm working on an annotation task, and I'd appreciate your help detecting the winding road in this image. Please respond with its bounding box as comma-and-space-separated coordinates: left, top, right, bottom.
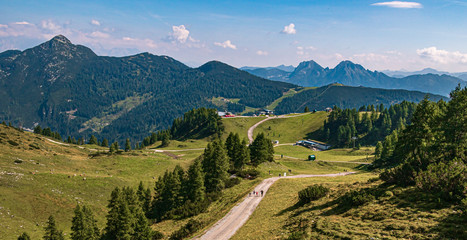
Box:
196, 172, 355, 240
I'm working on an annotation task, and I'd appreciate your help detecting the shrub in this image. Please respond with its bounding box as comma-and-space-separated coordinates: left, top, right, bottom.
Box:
152, 231, 164, 240
169, 200, 210, 219
298, 185, 330, 203
169, 219, 203, 240
287, 231, 307, 240
415, 159, 466, 202
225, 177, 241, 188
340, 189, 375, 207
237, 169, 260, 179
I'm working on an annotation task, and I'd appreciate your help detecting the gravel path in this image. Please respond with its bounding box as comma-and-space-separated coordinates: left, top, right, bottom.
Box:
196, 172, 355, 240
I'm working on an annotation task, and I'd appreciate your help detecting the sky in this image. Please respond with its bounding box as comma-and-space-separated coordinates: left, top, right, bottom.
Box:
1, 0, 467, 72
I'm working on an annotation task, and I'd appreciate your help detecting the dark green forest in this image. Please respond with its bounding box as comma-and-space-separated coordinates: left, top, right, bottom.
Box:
274, 84, 447, 114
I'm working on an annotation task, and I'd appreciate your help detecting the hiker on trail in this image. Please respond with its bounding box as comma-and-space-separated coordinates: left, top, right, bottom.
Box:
279, 173, 281, 177
253, 190, 255, 196
261, 190, 264, 197
249, 192, 251, 197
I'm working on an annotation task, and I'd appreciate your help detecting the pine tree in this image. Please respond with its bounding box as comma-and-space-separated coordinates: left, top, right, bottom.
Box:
249, 133, 274, 166
43, 215, 65, 240
186, 158, 205, 202
125, 138, 131, 152
132, 209, 153, 240
234, 139, 250, 170
88, 135, 98, 145
161, 133, 170, 147
202, 140, 229, 192
17, 232, 31, 240
71, 205, 100, 240
34, 125, 42, 135
101, 138, 109, 147
375, 141, 383, 159
304, 106, 310, 113
103, 188, 133, 240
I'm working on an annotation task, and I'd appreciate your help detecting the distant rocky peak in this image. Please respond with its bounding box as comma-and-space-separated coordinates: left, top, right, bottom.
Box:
51, 35, 72, 45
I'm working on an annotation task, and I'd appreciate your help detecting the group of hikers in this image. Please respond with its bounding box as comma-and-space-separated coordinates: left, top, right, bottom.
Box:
249, 190, 264, 197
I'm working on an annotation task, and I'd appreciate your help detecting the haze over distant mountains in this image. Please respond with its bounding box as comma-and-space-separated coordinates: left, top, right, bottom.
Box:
382, 68, 467, 81
0, 35, 448, 143
243, 62, 467, 96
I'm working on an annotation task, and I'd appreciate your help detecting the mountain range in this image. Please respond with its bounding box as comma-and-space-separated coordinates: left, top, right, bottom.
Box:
243, 61, 466, 96
0, 35, 448, 143
382, 68, 467, 81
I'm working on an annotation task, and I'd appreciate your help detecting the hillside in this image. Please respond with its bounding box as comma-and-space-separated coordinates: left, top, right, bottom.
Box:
244, 60, 466, 96
274, 84, 448, 114
0, 35, 294, 143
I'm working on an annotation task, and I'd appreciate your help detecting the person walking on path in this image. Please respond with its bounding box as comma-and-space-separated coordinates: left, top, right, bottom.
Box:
260, 190, 264, 197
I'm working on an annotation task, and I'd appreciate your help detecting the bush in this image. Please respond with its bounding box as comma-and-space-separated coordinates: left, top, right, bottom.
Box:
225, 177, 241, 188
169, 200, 210, 219
287, 231, 307, 240
415, 159, 466, 202
237, 169, 260, 179
152, 231, 164, 240
340, 189, 375, 208
298, 185, 329, 203
169, 219, 203, 240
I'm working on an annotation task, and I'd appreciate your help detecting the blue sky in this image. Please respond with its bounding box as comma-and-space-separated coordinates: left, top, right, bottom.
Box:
1, 0, 467, 71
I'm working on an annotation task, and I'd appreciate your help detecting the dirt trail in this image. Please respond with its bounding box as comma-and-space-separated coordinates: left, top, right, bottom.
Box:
196, 172, 355, 240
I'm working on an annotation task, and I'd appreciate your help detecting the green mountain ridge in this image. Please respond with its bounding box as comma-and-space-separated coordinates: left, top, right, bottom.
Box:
0, 35, 448, 143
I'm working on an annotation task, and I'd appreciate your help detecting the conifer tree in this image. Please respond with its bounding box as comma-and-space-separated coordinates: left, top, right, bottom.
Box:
304, 106, 310, 113
136, 182, 152, 215
101, 138, 109, 147
249, 133, 274, 166
125, 138, 131, 152
17, 232, 31, 240
132, 209, 153, 240
88, 135, 98, 145
43, 215, 65, 240
34, 125, 42, 135
71, 205, 100, 240
202, 140, 229, 192
186, 158, 205, 202
103, 187, 133, 240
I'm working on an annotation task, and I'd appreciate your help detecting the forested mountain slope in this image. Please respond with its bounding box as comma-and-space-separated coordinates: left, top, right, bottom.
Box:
0, 35, 294, 142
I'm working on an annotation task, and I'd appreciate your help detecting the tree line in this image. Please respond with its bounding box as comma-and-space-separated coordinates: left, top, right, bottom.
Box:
374, 86, 466, 203
319, 101, 417, 148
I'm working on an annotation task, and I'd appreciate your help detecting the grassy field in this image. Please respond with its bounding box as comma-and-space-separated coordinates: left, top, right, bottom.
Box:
232, 173, 465, 239
0, 125, 199, 239
274, 145, 375, 163
253, 112, 329, 143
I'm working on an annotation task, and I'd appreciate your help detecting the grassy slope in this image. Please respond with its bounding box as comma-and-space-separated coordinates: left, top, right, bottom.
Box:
253, 112, 328, 143
0, 125, 195, 239
232, 175, 465, 239
222, 117, 266, 141
274, 146, 375, 163
266, 87, 316, 111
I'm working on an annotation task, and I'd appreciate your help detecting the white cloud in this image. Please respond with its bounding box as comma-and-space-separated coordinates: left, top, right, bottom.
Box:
256, 50, 268, 56
214, 40, 237, 49
371, 1, 423, 8
281, 23, 296, 34
0, 24, 8, 28
14, 21, 32, 25
417, 47, 467, 64
171, 25, 190, 43
91, 19, 101, 26
41, 20, 61, 31
90, 31, 110, 38
296, 46, 316, 56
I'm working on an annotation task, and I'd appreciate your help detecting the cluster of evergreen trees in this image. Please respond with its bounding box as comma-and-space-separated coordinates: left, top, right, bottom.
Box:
33, 125, 62, 142
375, 86, 467, 202
320, 101, 417, 147
150, 132, 273, 221
139, 107, 223, 149
19, 182, 160, 240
